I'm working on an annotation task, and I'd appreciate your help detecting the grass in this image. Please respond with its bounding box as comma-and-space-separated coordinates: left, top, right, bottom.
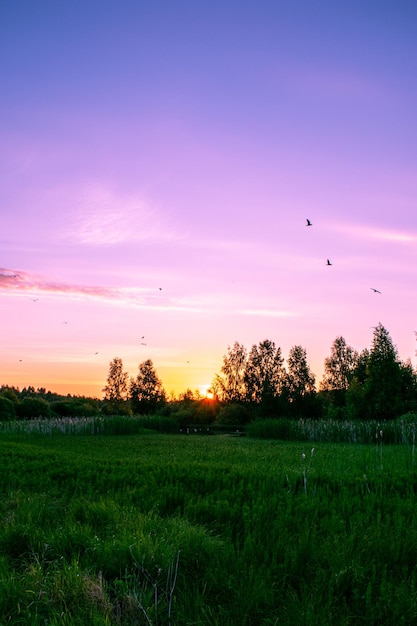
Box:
1, 431, 417, 624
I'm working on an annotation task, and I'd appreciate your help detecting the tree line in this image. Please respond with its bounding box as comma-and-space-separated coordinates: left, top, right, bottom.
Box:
1, 323, 416, 423
100, 322, 417, 423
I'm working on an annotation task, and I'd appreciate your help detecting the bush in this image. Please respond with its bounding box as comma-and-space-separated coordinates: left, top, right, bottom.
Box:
216, 403, 251, 426
17, 397, 51, 419
51, 400, 99, 418
0, 397, 16, 421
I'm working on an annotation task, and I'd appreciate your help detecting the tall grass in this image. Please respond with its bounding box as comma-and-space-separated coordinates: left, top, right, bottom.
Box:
2, 432, 417, 623
0, 414, 179, 436
3, 413, 417, 444
247, 413, 417, 444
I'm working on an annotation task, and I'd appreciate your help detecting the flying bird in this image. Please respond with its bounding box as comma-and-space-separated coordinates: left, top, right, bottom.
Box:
370, 288, 382, 294
306, 219, 312, 226
31, 298, 39, 302
326, 259, 332, 266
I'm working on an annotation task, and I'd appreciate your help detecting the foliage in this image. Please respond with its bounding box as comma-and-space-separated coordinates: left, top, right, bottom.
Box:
216, 402, 251, 425
17, 397, 51, 419
345, 324, 416, 420
285, 344, 316, 398
366, 323, 403, 419
320, 336, 358, 418
0, 386, 19, 404
50, 400, 98, 418
284, 345, 317, 417
0, 397, 15, 421
320, 335, 358, 392
212, 341, 247, 402
102, 357, 130, 415
244, 339, 285, 403
1, 323, 416, 425
129, 359, 166, 415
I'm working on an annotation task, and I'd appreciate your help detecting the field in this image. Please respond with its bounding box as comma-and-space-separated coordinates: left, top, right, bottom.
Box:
1, 429, 417, 625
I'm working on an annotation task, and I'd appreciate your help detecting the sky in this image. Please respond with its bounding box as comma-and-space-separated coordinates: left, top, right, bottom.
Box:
1, 0, 417, 399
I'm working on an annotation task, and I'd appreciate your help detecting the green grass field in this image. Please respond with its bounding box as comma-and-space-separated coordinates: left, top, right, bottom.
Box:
1, 431, 417, 625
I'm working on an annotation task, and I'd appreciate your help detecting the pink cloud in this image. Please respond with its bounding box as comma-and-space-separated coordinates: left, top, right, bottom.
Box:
0, 268, 204, 312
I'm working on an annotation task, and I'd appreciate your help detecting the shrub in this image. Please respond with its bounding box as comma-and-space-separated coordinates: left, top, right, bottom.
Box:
51, 400, 98, 418
216, 403, 251, 426
0, 397, 16, 421
17, 397, 51, 419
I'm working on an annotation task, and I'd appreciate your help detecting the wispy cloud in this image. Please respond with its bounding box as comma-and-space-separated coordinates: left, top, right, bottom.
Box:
325, 222, 417, 244
64, 184, 182, 245
1, 268, 122, 299
0, 268, 203, 312
369, 229, 417, 243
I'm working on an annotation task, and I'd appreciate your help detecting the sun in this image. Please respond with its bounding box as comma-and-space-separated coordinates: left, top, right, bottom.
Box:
198, 384, 214, 399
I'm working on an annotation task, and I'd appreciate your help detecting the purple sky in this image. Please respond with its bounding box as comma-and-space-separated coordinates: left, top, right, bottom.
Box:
1, 1, 416, 398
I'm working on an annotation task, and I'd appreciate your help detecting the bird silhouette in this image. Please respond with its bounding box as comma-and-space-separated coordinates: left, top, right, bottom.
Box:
306, 219, 312, 226
370, 288, 381, 294
326, 259, 332, 266
31, 298, 39, 302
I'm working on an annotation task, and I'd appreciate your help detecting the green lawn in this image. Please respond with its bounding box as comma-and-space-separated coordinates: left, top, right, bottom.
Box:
1, 432, 417, 624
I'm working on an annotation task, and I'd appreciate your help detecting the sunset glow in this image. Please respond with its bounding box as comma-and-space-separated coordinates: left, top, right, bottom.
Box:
1, 2, 416, 398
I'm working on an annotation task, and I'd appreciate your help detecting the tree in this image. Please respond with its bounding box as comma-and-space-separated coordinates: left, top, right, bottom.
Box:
0, 386, 19, 404
102, 357, 129, 414
364, 323, 405, 419
346, 324, 415, 420
398, 359, 417, 414
244, 339, 286, 413
320, 336, 358, 392
212, 342, 247, 402
345, 349, 370, 420
285, 345, 316, 417
129, 359, 166, 415
320, 336, 358, 418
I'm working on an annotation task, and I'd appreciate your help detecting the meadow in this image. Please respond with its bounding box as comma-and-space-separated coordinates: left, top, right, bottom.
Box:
1, 426, 417, 624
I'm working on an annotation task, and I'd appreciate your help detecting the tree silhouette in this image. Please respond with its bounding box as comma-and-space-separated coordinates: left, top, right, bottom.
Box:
345, 324, 416, 420
130, 359, 166, 415
364, 323, 404, 419
285, 345, 316, 417
102, 357, 129, 414
320, 336, 358, 392
212, 342, 247, 402
320, 336, 359, 418
244, 339, 285, 409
